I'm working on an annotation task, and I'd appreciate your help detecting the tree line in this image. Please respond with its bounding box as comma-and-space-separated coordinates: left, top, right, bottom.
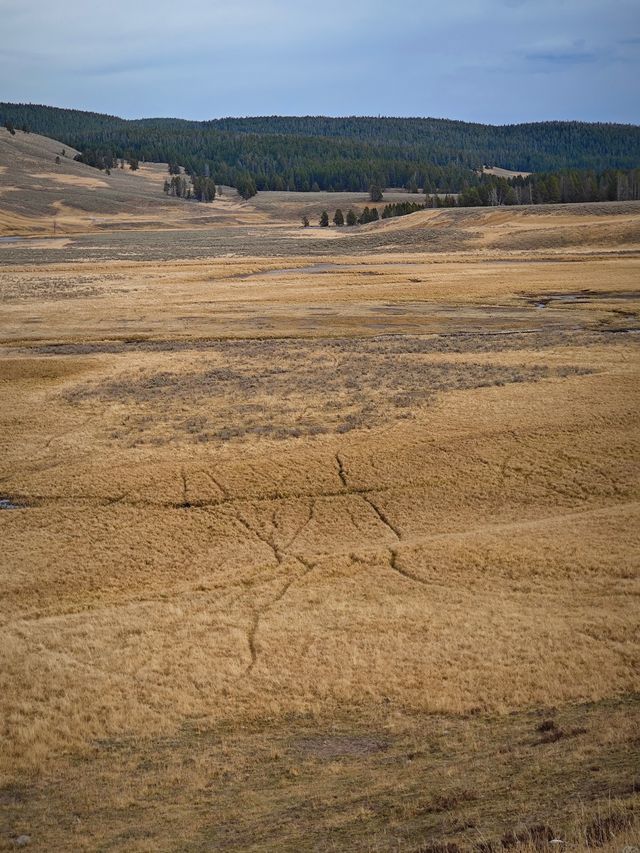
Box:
318, 208, 380, 226
2, 102, 639, 198
453, 167, 640, 207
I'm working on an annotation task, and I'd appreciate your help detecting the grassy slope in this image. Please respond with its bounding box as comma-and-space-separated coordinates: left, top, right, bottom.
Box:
0, 127, 240, 235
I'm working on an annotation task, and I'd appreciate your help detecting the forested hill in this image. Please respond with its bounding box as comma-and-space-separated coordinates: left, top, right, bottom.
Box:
2, 102, 639, 194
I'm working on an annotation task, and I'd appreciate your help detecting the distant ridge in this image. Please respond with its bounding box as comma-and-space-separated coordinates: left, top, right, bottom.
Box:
2, 102, 639, 193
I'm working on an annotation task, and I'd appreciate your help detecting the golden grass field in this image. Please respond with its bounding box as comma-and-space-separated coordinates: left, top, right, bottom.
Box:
0, 129, 639, 851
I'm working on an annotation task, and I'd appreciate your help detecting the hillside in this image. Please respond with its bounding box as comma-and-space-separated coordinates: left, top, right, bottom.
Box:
1, 124, 638, 250
0, 126, 266, 236
2, 102, 640, 193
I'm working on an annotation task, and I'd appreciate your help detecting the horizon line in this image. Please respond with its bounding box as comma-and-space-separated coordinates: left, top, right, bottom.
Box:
2, 101, 639, 129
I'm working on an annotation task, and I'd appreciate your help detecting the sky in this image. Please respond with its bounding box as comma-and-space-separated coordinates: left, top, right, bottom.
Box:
1, 0, 639, 124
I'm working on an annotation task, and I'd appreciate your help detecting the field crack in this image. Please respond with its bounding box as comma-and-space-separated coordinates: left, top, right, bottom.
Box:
335, 453, 349, 488
204, 470, 229, 499
285, 498, 317, 550
234, 508, 283, 565
179, 468, 191, 508
241, 555, 318, 677
388, 548, 429, 588
361, 494, 402, 539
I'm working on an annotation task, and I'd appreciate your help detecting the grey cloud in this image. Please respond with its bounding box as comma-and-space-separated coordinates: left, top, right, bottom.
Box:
1, 0, 638, 123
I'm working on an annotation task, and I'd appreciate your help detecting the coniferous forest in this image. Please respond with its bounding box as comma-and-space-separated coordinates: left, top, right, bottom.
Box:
2, 102, 639, 203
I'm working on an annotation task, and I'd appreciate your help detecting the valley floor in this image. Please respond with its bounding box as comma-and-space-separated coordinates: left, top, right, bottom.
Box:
0, 201, 639, 851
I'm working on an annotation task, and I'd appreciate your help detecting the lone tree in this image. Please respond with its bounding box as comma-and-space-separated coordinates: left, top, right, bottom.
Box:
301, 215, 310, 227
346, 209, 357, 226
55, 155, 61, 165
319, 210, 329, 227
333, 208, 345, 226
127, 156, 139, 171
4, 120, 15, 136
369, 184, 383, 202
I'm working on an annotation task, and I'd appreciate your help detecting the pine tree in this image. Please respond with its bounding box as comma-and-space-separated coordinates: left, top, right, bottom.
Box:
458, 187, 482, 206
192, 176, 216, 202
547, 176, 561, 204
319, 210, 329, 227
333, 208, 345, 226
346, 209, 357, 226
237, 174, 257, 199
406, 175, 419, 193
369, 184, 383, 202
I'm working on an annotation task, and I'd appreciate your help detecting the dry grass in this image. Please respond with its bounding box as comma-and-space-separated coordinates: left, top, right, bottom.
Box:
482, 166, 532, 178
0, 127, 260, 236
1, 698, 638, 851
0, 166, 639, 850
1, 254, 639, 345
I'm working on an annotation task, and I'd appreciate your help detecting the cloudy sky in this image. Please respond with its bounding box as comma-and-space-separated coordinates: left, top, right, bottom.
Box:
1, 0, 639, 123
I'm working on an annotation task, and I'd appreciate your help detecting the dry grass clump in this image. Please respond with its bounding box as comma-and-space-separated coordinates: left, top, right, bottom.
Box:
61, 339, 592, 443
583, 809, 636, 847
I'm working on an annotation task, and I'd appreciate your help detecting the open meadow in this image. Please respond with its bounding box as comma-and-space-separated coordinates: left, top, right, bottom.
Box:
0, 131, 639, 851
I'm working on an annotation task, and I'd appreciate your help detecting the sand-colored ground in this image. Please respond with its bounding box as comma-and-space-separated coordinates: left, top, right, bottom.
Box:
0, 145, 639, 850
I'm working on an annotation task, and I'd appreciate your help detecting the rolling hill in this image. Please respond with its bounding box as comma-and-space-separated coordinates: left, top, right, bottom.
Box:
0, 126, 265, 236
2, 102, 640, 193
